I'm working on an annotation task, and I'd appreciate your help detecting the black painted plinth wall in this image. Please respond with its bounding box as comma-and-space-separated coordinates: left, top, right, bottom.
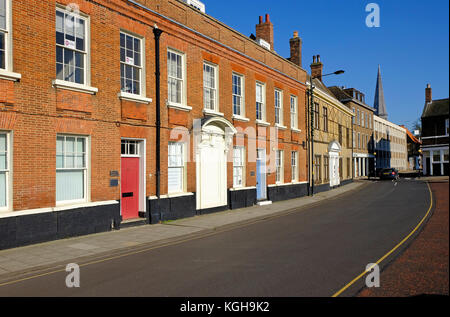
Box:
267, 183, 309, 202
0, 203, 121, 250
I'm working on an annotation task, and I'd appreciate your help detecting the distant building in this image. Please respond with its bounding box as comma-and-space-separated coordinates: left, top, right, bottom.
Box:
420, 84, 449, 176
373, 116, 408, 172
328, 86, 375, 178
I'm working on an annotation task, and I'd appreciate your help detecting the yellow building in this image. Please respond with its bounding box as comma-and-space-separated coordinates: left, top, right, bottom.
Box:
306, 58, 354, 192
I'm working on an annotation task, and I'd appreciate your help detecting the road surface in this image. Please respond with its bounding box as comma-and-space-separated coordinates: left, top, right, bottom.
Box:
0, 179, 432, 297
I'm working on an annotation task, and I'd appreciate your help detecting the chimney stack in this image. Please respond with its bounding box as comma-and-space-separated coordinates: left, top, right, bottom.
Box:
255, 14, 274, 50
425, 84, 432, 103
310, 55, 323, 81
289, 31, 302, 67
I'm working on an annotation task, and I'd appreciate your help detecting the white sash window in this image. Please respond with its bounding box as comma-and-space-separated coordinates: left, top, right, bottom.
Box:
256, 82, 265, 121
291, 151, 298, 182
56, 135, 88, 203
232, 73, 244, 116
276, 150, 284, 184
275, 89, 283, 125
167, 49, 185, 105
290, 95, 298, 129
203, 63, 218, 111
168, 142, 185, 193
0, 132, 10, 210
0, 0, 6, 70
56, 8, 87, 84
120, 32, 143, 95
233, 146, 245, 187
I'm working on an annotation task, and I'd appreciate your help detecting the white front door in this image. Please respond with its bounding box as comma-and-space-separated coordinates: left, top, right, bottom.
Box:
196, 127, 227, 210
329, 153, 340, 187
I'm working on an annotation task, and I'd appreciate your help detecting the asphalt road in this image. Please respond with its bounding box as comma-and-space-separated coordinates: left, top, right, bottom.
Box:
0, 179, 431, 297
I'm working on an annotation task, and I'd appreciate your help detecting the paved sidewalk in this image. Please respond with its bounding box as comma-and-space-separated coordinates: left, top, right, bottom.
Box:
0, 181, 365, 278
358, 180, 449, 296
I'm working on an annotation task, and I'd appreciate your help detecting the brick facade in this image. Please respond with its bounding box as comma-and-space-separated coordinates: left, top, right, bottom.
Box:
0, 0, 309, 234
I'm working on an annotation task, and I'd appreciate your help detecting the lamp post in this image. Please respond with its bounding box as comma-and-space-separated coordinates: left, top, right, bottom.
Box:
309, 70, 344, 196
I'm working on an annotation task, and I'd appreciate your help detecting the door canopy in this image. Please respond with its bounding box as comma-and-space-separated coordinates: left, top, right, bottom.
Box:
328, 140, 342, 153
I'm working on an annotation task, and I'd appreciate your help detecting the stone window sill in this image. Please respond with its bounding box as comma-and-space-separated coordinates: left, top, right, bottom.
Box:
0, 69, 22, 82
118, 91, 152, 104
167, 102, 192, 111
52, 79, 98, 95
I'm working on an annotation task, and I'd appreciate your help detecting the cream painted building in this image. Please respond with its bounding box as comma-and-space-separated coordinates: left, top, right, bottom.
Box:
307, 69, 354, 191
373, 115, 408, 172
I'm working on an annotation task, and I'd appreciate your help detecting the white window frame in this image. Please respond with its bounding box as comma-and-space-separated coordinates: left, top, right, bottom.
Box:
55, 6, 91, 86
120, 30, 145, 97
232, 72, 245, 117
255, 81, 266, 121
167, 48, 186, 107
276, 150, 284, 184
290, 95, 298, 130
168, 142, 186, 194
0, 131, 11, 212
233, 146, 245, 188
0, 0, 9, 71
274, 89, 283, 125
56, 134, 89, 205
203, 62, 219, 112
121, 139, 140, 157
291, 151, 298, 182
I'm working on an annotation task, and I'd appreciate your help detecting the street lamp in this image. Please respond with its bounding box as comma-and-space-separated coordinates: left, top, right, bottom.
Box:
309, 70, 345, 196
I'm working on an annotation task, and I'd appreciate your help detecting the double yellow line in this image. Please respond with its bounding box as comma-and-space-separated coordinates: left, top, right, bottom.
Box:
332, 181, 434, 297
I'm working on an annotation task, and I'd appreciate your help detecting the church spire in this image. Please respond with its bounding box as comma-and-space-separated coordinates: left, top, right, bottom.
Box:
374, 65, 388, 120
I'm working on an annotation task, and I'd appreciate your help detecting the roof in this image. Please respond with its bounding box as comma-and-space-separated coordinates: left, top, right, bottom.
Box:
421, 98, 449, 118
328, 86, 376, 112
306, 76, 354, 116
400, 125, 421, 144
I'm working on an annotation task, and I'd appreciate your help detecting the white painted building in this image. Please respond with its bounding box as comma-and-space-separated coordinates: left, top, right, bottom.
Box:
373, 115, 408, 171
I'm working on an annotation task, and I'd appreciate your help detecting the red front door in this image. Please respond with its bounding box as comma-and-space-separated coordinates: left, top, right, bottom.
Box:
121, 157, 140, 220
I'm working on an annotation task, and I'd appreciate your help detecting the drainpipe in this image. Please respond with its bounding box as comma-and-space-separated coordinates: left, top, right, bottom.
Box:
153, 25, 163, 223
351, 119, 354, 180
310, 84, 315, 196
306, 89, 311, 196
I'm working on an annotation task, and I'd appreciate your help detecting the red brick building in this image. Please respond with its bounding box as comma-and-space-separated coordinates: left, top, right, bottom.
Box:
0, 0, 309, 249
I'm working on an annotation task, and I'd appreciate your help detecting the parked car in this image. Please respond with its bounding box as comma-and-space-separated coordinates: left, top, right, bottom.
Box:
379, 168, 399, 180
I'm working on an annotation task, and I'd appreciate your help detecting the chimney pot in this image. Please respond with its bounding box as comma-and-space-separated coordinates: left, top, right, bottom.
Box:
293, 31, 298, 38
317, 55, 321, 62
256, 14, 274, 50
313, 55, 316, 63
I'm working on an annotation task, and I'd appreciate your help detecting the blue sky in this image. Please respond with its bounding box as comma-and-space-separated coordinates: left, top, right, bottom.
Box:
204, 0, 449, 130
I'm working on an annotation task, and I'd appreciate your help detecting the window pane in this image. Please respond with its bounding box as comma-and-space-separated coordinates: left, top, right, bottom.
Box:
0, 134, 6, 152
0, 172, 5, 207
66, 136, 75, 152
56, 136, 64, 153
56, 170, 84, 201
0, 0, 6, 30
120, 32, 125, 47
168, 167, 182, 193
